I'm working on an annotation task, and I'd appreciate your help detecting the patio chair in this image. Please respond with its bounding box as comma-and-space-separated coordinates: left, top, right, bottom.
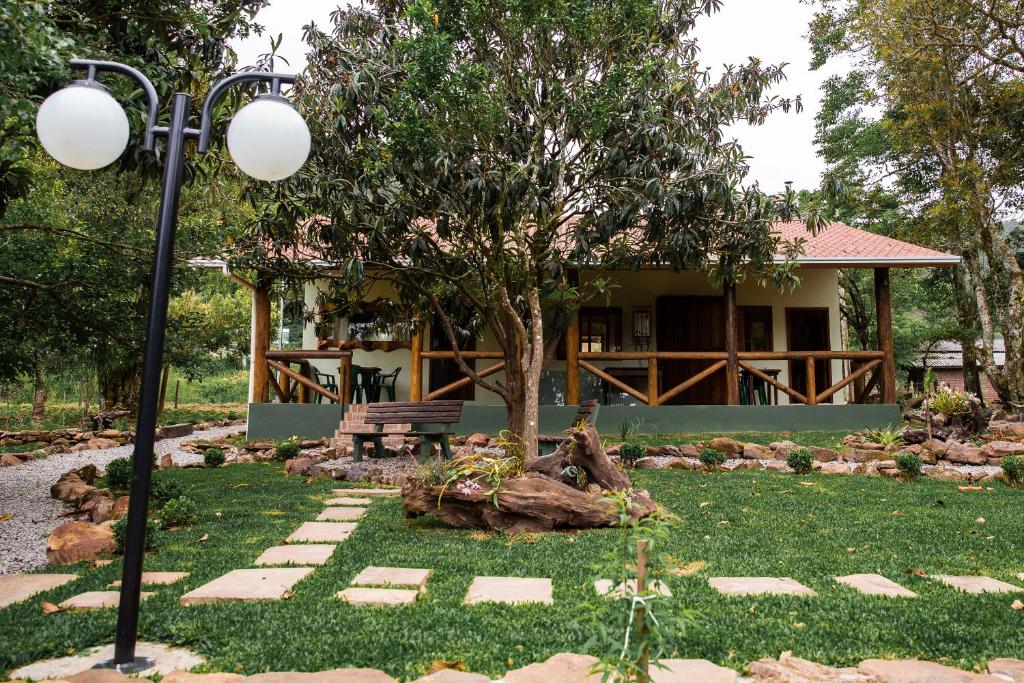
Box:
379, 367, 401, 402
349, 363, 367, 403
312, 369, 338, 404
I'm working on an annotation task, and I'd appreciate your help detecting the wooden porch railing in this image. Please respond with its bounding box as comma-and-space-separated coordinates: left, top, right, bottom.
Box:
264, 349, 352, 404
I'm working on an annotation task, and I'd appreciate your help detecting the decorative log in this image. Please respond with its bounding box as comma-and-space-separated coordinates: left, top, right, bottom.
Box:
566, 424, 632, 490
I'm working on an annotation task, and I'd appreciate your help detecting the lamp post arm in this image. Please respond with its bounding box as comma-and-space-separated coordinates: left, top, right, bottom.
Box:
197, 71, 298, 153
68, 59, 160, 151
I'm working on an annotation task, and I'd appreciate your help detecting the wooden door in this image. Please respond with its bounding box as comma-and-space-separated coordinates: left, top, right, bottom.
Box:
656, 296, 726, 405
786, 308, 832, 403
428, 326, 476, 400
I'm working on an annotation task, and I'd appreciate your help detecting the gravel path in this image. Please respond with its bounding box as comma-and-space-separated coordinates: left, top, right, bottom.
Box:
0, 424, 245, 575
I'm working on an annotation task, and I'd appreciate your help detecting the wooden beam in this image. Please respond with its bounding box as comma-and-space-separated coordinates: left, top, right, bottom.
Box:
817, 359, 881, 404
647, 357, 659, 406
424, 362, 505, 400
805, 356, 817, 405
339, 354, 352, 405
578, 360, 650, 404
410, 328, 423, 401
267, 359, 340, 403
267, 367, 287, 403
420, 350, 504, 360
874, 267, 897, 403
566, 312, 580, 405
724, 281, 740, 405
856, 367, 881, 404
738, 361, 807, 404
265, 349, 353, 360
738, 350, 884, 361
251, 279, 272, 403
657, 360, 726, 405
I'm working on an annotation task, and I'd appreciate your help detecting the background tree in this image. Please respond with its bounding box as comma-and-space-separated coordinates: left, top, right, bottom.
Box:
262, 0, 802, 456
810, 0, 1024, 402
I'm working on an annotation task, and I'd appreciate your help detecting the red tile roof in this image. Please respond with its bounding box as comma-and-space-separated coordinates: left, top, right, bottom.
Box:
775, 221, 959, 267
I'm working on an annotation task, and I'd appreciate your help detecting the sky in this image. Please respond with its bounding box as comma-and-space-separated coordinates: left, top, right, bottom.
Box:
230, 0, 843, 192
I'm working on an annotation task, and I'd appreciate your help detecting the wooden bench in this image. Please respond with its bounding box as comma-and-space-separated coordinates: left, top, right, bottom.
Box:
339, 400, 464, 464
537, 400, 600, 456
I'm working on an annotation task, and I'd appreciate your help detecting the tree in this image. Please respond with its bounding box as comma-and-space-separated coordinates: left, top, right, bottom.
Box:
810, 0, 1024, 402
255, 0, 802, 456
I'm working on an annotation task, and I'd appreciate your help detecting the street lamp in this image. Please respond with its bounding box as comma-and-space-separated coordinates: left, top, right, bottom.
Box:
36, 60, 310, 672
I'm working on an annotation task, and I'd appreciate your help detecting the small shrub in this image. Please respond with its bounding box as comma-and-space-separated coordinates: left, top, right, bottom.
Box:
787, 448, 814, 474
104, 457, 133, 490
895, 452, 922, 478
927, 385, 977, 417
1003, 455, 1024, 487
159, 496, 199, 529
203, 447, 226, 468
619, 442, 646, 466
698, 448, 726, 468
149, 477, 184, 506
274, 440, 301, 461
865, 425, 903, 447
113, 516, 159, 553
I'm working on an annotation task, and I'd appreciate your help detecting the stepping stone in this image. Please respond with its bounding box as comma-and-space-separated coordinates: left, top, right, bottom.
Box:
651, 659, 737, 683
835, 574, 916, 598
255, 544, 337, 566
111, 571, 189, 587
0, 573, 78, 609
412, 670, 490, 683
337, 587, 420, 606
709, 577, 816, 597
352, 566, 432, 591
286, 522, 357, 543
464, 576, 553, 605
858, 658, 998, 682
325, 497, 373, 506
317, 506, 366, 521
10, 641, 205, 679
989, 658, 1024, 681
594, 578, 672, 599
504, 653, 601, 682
332, 488, 399, 496
179, 568, 313, 605
931, 575, 1023, 594
60, 590, 154, 610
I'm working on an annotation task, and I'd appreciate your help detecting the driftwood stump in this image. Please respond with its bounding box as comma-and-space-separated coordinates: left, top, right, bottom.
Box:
402, 424, 656, 534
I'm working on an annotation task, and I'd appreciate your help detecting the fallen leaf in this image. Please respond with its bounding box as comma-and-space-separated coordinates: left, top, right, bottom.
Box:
42, 602, 65, 614
799, 481, 816, 487
1012, 600, 1023, 611
197, 534, 209, 543
977, 517, 987, 524
427, 661, 466, 673
699, 501, 712, 508
792, 622, 806, 629
847, 547, 857, 554
229, 483, 249, 489
905, 568, 926, 577
717, 520, 730, 526
0, 513, 11, 523
668, 561, 707, 577
891, 510, 903, 517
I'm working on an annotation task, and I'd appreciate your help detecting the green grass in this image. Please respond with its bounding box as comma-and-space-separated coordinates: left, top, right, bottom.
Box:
620, 431, 849, 449
2, 464, 1023, 680
0, 404, 245, 432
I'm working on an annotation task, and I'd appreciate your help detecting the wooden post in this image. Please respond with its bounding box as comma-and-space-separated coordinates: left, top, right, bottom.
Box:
173, 379, 180, 409
874, 267, 897, 404
410, 328, 424, 401
251, 278, 272, 403
851, 360, 864, 404
339, 355, 352, 405
724, 281, 740, 405
566, 313, 580, 405
636, 539, 650, 682
805, 356, 817, 405
647, 357, 658, 406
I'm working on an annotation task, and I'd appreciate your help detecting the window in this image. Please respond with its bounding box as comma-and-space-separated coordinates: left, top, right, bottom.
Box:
739, 306, 773, 352
580, 307, 622, 353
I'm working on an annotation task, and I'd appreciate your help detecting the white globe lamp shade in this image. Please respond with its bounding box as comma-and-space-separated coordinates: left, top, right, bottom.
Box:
226, 96, 311, 181
36, 83, 130, 170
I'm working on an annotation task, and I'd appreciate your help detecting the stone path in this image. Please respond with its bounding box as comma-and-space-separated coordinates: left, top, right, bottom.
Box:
709, 577, 817, 597
255, 544, 337, 566
0, 573, 77, 608
836, 574, 917, 598
61, 590, 154, 610
111, 571, 189, 587
464, 576, 553, 605
931, 575, 1023, 594
0, 422, 244, 574
179, 568, 314, 605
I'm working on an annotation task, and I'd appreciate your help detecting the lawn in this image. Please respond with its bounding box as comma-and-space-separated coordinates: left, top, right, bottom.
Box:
2, 462, 1023, 680
0, 404, 246, 432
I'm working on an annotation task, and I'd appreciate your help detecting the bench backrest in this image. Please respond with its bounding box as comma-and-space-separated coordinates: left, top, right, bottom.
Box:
364, 400, 464, 426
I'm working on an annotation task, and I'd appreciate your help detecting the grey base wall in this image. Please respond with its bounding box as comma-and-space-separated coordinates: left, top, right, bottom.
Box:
246, 403, 346, 441
246, 402, 901, 440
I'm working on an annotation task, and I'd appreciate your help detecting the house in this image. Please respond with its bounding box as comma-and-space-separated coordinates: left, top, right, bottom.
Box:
206, 220, 960, 438
909, 339, 1003, 402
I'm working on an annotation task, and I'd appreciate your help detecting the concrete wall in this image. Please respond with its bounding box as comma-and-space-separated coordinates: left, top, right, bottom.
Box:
299, 267, 846, 406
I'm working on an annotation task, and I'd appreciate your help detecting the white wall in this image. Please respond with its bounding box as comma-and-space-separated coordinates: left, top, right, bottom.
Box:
297, 268, 845, 405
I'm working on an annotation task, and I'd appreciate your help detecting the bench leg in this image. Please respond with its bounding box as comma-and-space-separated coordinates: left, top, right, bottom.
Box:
373, 437, 386, 458
440, 436, 452, 460
418, 437, 432, 464
352, 437, 364, 463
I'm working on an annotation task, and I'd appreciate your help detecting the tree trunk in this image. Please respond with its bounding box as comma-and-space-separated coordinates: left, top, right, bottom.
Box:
31, 357, 47, 424
97, 359, 142, 413
157, 363, 170, 416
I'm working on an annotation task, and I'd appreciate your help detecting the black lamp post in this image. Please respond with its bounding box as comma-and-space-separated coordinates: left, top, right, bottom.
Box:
36, 60, 310, 672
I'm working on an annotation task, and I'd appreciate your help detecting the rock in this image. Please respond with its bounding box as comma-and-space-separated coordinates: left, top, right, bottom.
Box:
742, 443, 772, 459
246, 670, 397, 683
677, 443, 699, 458
820, 462, 852, 475
86, 438, 120, 450
633, 456, 685, 470
707, 437, 743, 457
852, 462, 879, 476
945, 445, 988, 465
85, 497, 116, 523
158, 423, 195, 439
111, 496, 130, 520
1, 453, 25, 466
857, 658, 1000, 682
809, 446, 840, 462
982, 440, 1024, 458
72, 464, 98, 484
923, 465, 969, 481
236, 454, 255, 464
652, 659, 738, 682
464, 433, 490, 449
46, 521, 116, 565
658, 444, 683, 458
844, 449, 892, 464
285, 457, 314, 476
876, 460, 897, 470
159, 453, 175, 469
860, 441, 885, 450
770, 440, 799, 455
748, 652, 879, 681
50, 476, 97, 506
722, 460, 761, 471
163, 673, 246, 683
996, 422, 1024, 437
413, 669, 491, 683
504, 653, 602, 683
764, 460, 793, 473
987, 659, 1024, 681
96, 429, 122, 438
921, 438, 950, 454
